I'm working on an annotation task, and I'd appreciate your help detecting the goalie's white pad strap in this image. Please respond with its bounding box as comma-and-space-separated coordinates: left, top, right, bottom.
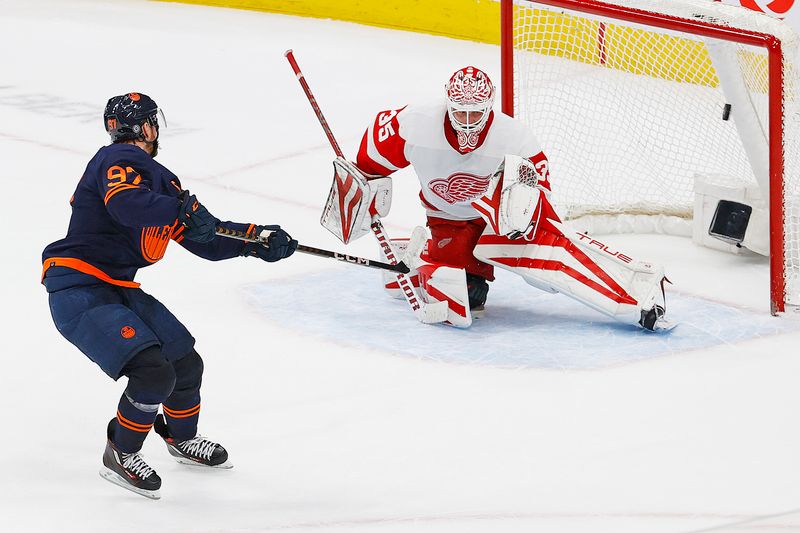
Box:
474, 221, 665, 325
369, 177, 392, 218
320, 158, 392, 244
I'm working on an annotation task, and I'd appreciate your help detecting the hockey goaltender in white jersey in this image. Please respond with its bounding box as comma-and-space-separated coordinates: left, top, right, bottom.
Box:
320, 66, 670, 331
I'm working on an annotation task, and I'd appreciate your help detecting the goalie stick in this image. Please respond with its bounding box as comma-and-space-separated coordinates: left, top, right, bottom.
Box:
215, 226, 411, 274
284, 49, 447, 324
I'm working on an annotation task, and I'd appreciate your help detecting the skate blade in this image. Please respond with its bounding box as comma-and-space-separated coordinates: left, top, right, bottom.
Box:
98, 466, 161, 500
650, 317, 678, 333
172, 455, 234, 469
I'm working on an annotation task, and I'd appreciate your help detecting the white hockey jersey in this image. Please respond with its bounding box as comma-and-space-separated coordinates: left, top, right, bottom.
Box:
356, 102, 551, 221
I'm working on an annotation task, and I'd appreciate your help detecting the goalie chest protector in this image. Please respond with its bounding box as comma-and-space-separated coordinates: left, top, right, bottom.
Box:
358, 102, 548, 221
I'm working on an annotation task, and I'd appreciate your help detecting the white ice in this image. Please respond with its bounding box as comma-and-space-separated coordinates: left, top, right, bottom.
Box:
2, 1, 800, 532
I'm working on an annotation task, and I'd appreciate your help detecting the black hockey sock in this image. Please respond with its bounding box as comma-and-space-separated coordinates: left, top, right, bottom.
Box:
114, 393, 159, 453
162, 350, 204, 441
113, 346, 177, 453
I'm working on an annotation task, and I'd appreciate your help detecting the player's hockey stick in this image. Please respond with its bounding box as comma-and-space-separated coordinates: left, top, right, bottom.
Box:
215, 227, 410, 274
284, 49, 447, 324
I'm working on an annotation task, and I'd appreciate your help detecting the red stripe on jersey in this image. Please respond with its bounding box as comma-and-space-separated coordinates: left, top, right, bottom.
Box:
418, 191, 440, 212
372, 108, 410, 169
529, 151, 552, 192
356, 108, 410, 177
357, 131, 393, 176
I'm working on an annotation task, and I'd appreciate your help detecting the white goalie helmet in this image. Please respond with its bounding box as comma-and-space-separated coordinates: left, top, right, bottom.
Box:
445, 66, 496, 135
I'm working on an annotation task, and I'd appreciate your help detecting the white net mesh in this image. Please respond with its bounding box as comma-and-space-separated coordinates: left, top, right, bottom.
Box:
510, 0, 800, 308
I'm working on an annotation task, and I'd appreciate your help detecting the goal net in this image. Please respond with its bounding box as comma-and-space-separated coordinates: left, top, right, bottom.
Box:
501, 0, 800, 313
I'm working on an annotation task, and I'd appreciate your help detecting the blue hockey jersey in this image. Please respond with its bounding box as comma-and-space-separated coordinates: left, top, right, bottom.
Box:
42, 143, 253, 291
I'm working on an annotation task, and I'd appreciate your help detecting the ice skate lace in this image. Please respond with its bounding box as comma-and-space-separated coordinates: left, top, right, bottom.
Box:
177, 435, 217, 460
121, 452, 155, 479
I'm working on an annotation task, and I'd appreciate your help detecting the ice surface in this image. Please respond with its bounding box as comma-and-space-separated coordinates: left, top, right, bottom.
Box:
247, 268, 800, 370
3, 1, 800, 532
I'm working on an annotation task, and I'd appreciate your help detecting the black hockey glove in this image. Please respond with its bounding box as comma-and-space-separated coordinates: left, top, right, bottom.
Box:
178, 190, 219, 243
242, 225, 298, 262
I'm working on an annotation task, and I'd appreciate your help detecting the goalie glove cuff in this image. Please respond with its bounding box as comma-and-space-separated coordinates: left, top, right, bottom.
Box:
367, 177, 392, 218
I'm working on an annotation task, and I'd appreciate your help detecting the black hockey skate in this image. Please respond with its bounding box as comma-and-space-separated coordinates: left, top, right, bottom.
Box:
153, 414, 232, 469
466, 273, 489, 319
98, 419, 161, 500
637, 276, 675, 332
639, 304, 666, 331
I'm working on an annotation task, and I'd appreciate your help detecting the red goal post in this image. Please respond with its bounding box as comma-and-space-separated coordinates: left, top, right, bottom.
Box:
501, 0, 800, 314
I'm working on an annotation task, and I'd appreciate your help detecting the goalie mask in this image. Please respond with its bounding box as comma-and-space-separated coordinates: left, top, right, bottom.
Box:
445, 66, 495, 147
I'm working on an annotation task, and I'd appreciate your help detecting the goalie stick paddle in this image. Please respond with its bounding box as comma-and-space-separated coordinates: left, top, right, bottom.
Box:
284, 49, 448, 325
215, 227, 411, 274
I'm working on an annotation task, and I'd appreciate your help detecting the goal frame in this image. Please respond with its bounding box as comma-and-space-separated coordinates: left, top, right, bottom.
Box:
500, 0, 788, 314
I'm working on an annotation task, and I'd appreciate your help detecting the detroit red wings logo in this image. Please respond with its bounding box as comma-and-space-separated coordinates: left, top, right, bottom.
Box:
447, 67, 494, 105
429, 172, 491, 204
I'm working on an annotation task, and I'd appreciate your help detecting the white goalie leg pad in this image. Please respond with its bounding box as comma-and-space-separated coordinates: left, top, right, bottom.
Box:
320, 158, 392, 244
474, 221, 666, 328
375, 225, 448, 324
417, 263, 473, 328
564, 232, 667, 326
378, 227, 467, 326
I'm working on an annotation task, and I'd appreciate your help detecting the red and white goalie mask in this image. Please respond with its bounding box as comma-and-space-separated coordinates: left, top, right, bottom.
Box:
445, 66, 496, 148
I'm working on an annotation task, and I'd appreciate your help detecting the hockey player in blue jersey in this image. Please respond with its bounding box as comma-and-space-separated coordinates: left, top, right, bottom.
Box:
42, 92, 297, 499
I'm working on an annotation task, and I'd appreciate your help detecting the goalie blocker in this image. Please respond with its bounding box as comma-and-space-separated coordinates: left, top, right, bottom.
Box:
321, 158, 392, 244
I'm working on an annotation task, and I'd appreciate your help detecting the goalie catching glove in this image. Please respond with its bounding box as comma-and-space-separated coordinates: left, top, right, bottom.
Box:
473, 154, 551, 241
320, 157, 392, 244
